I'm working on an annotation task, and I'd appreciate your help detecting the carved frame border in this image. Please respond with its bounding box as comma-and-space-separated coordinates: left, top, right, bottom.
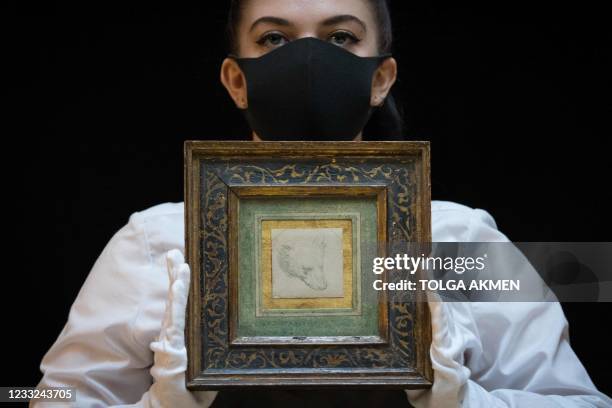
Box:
185, 141, 432, 390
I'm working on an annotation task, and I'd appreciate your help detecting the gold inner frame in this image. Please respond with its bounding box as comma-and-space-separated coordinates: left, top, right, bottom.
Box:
261, 219, 353, 310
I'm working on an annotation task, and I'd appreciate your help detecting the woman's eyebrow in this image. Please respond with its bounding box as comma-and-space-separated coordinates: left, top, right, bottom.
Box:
249, 16, 292, 32
320, 14, 367, 32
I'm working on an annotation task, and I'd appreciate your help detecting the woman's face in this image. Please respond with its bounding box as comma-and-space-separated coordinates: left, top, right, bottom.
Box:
220, 0, 397, 141
234, 0, 381, 58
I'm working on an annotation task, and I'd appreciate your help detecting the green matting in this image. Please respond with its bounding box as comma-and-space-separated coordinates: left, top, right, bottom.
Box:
237, 196, 380, 338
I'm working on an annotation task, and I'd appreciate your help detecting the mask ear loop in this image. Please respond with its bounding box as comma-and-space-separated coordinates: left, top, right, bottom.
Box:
370, 53, 393, 108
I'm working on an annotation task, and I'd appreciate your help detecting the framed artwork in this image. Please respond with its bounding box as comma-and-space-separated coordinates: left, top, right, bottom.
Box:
185, 141, 432, 389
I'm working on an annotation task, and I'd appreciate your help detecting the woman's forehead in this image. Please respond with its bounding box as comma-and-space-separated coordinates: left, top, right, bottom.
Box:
239, 0, 375, 29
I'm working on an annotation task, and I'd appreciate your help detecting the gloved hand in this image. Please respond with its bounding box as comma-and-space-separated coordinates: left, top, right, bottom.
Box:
405, 291, 471, 408
116, 249, 217, 408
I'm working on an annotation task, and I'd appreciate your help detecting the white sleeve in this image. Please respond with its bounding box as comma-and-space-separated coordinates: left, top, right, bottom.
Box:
32, 211, 163, 407
462, 209, 612, 407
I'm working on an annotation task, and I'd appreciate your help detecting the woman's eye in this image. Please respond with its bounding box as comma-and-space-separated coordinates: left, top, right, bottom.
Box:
328, 31, 360, 47
257, 32, 289, 49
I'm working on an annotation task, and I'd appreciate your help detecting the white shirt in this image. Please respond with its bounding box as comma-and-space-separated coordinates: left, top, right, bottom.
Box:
35, 200, 611, 407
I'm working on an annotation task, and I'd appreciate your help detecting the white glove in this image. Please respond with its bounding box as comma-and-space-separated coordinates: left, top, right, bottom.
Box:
115, 249, 217, 408
404, 292, 612, 408
405, 291, 471, 408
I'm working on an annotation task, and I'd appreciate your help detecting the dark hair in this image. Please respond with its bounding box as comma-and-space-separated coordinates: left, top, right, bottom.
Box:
226, 0, 405, 140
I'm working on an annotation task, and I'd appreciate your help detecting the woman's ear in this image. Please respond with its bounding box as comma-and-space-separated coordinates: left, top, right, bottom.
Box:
370, 57, 397, 107
220, 58, 248, 109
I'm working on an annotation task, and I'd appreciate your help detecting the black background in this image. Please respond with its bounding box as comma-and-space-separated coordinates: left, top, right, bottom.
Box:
5, 1, 611, 406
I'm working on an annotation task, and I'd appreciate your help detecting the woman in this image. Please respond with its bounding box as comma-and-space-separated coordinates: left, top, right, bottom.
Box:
33, 0, 611, 407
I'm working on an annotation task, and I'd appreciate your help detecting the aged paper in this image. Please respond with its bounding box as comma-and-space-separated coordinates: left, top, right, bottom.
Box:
271, 228, 344, 298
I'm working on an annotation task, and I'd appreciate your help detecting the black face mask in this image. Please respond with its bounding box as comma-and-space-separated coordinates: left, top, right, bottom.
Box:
231, 37, 391, 141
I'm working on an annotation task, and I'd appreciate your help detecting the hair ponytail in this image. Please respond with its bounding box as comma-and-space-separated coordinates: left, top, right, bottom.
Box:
363, 91, 405, 141
362, 0, 405, 141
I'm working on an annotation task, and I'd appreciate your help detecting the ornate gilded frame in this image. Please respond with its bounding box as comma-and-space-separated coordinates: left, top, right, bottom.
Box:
185, 141, 432, 390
